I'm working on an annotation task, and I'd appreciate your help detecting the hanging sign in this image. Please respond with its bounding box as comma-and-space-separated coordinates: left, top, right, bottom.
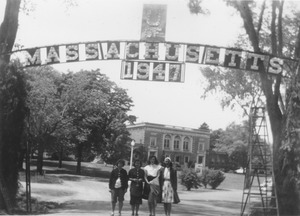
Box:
140, 4, 167, 42
10, 40, 297, 83
7, 3, 297, 83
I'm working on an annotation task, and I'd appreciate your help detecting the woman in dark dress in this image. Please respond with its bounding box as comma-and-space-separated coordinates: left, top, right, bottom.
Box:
128, 160, 145, 216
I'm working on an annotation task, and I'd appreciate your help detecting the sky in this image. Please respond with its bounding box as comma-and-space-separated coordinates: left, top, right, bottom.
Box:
0, 0, 248, 130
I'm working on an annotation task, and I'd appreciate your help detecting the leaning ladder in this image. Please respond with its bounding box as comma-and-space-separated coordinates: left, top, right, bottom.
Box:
240, 107, 279, 216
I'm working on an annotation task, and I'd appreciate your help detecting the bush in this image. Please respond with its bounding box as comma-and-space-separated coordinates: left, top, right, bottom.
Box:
207, 169, 225, 189
199, 167, 210, 188
180, 168, 201, 191
199, 168, 226, 189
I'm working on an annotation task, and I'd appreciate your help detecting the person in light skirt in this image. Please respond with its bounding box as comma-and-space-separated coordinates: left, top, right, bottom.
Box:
160, 157, 180, 216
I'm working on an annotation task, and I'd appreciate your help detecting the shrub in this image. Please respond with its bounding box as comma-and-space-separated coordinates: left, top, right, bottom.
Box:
207, 169, 225, 189
180, 168, 201, 191
199, 167, 210, 188
199, 168, 226, 189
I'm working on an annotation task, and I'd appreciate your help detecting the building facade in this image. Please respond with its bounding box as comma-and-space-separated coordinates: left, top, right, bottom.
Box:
205, 150, 231, 171
127, 122, 210, 168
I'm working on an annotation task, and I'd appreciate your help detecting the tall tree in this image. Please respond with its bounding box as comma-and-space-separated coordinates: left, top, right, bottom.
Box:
0, 0, 24, 213
0, 62, 28, 213
63, 69, 134, 174
189, 0, 300, 214
25, 66, 71, 174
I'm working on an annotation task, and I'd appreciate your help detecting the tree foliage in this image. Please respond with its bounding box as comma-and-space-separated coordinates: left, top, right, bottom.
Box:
25, 66, 71, 174
26, 67, 135, 174
229, 142, 248, 170
189, 0, 300, 214
201, 67, 263, 116
62, 69, 134, 170
210, 121, 249, 169
0, 62, 28, 213
213, 122, 248, 154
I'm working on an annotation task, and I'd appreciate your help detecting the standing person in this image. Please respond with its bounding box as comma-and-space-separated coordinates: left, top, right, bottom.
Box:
143, 155, 162, 216
109, 159, 128, 216
160, 157, 180, 216
128, 159, 145, 216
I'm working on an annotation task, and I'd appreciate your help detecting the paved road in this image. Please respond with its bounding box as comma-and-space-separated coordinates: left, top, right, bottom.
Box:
21, 174, 244, 216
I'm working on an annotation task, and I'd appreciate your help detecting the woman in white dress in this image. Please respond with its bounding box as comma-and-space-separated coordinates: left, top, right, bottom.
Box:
160, 157, 180, 216
143, 155, 162, 216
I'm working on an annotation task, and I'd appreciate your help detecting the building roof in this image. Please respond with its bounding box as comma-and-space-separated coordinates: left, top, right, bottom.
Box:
127, 122, 210, 135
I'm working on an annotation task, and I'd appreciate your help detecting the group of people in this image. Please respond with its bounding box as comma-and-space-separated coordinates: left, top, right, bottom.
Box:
108, 155, 180, 216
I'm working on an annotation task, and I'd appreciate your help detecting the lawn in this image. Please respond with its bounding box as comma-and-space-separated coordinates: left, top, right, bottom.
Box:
219, 172, 245, 190
29, 159, 113, 179
25, 160, 245, 190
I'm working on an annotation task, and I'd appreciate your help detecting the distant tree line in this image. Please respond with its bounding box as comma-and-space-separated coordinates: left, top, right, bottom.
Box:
207, 121, 248, 171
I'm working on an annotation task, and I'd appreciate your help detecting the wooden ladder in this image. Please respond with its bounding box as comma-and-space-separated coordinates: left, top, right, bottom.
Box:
240, 107, 279, 216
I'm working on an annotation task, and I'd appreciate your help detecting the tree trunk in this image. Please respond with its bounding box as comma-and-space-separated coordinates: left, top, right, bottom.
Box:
76, 144, 83, 175
58, 145, 63, 168
17, 148, 26, 171
0, 0, 21, 64
0, 146, 13, 214
17, 130, 27, 171
276, 68, 300, 215
0, 2, 22, 213
36, 138, 45, 175
0, 1, 22, 212
232, 2, 300, 214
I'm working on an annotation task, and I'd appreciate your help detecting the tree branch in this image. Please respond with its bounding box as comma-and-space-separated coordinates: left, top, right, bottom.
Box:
271, 1, 277, 55
257, 0, 266, 35
277, 0, 284, 56
294, 27, 300, 59
234, 1, 260, 52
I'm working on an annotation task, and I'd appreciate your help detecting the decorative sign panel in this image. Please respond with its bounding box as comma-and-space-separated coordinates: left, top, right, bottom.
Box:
140, 4, 167, 42
120, 60, 185, 82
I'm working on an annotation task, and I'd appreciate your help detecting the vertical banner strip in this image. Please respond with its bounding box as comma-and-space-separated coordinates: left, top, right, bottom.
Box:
140, 4, 167, 42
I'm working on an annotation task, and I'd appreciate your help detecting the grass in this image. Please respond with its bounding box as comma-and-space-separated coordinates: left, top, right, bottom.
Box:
19, 171, 63, 184
219, 172, 245, 190
29, 159, 112, 179
24, 160, 245, 191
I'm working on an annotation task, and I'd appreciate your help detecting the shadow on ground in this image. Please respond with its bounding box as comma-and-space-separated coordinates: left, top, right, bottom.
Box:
47, 199, 241, 216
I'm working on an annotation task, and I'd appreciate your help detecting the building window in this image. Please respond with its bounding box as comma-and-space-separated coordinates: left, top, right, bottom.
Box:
150, 137, 156, 147
175, 155, 180, 163
183, 137, 190, 151
150, 151, 157, 157
164, 135, 171, 149
198, 156, 203, 164
198, 143, 204, 151
174, 136, 180, 150
184, 156, 189, 163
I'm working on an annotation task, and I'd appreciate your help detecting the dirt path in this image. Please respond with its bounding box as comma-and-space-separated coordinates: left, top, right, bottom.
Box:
20, 173, 243, 216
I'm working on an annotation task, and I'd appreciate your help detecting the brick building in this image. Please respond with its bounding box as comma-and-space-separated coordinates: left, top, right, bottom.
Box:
127, 122, 210, 168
